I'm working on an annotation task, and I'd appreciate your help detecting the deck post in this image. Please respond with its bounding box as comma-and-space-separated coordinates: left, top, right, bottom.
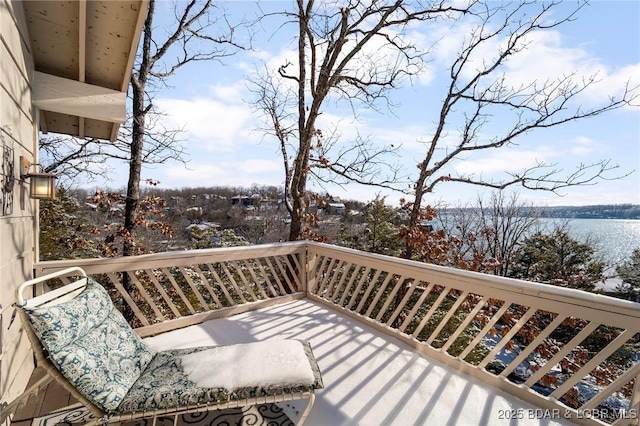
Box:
305, 244, 318, 295
301, 245, 308, 294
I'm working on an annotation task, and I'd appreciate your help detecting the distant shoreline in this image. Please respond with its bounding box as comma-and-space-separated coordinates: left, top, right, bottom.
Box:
538, 204, 640, 220
543, 215, 640, 220
442, 204, 640, 220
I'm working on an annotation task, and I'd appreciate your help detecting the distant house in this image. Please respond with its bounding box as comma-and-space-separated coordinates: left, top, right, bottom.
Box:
231, 194, 261, 208
185, 206, 204, 221
419, 219, 434, 232
84, 202, 124, 217
186, 222, 220, 232
326, 203, 346, 215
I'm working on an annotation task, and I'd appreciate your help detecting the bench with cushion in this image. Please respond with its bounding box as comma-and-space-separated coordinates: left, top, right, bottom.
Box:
15, 267, 323, 425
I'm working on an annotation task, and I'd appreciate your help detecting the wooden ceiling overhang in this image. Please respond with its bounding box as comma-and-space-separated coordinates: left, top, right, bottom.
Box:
23, 0, 148, 141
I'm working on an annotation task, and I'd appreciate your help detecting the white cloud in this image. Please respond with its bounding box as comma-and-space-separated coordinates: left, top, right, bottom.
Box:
454, 148, 556, 176
569, 136, 598, 157
240, 46, 298, 79
496, 32, 639, 111
236, 159, 281, 173
208, 82, 246, 101
415, 11, 639, 109
519, 172, 640, 206
579, 63, 640, 108
154, 96, 253, 150
160, 157, 282, 188
374, 125, 432, 150
500, 31, 597, 82
162, 164, 228, 186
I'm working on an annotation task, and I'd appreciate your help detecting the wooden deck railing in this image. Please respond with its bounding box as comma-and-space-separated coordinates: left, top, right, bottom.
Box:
305, 243, 640, 426
35, 243, 307, 337
33, 241, 640, 425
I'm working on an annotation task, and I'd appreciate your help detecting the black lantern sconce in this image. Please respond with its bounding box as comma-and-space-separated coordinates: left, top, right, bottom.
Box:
20, 156, 57, 200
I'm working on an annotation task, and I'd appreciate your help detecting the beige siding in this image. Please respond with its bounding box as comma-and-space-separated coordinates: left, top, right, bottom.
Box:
0, 0, 37, 409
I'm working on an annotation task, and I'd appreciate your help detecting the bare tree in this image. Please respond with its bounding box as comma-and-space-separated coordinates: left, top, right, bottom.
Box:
126, 0, 243, 257
39, 111, 186, 188
39, 134, 114, 185
106, 0, 243, 322
404, 0, 638, 257
249, 0, 472, 241
432, 192, 544, 276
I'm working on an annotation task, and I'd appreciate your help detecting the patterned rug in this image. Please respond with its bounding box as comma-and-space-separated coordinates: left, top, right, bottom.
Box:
31, 403, 294, 426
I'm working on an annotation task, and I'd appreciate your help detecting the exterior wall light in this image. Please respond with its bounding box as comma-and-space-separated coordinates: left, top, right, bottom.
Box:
20, 156, 57, 200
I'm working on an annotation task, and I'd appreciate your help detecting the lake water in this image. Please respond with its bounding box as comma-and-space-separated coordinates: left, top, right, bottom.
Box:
541, 218, 640, 267
538, 218, 640, 291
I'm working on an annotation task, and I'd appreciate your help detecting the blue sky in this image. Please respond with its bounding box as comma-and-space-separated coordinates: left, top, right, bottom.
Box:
124, 0, 639, 207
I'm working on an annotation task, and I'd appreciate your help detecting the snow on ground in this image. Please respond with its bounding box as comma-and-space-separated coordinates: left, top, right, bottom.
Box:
144, 299, 574, 426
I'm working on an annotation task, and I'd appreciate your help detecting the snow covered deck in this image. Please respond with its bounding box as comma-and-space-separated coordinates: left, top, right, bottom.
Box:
145, 298, 572, 426
16, 241, 638, 426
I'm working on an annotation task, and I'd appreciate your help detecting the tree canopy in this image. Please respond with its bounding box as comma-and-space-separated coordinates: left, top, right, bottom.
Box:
510, 229, 605, 292
614, 248, 640, 301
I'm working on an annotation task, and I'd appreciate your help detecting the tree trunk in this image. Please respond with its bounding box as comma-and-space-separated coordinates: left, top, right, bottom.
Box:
119, 81, 145, 324
288, 196, 303, 240
120, 0, 153, 323
287, 0, 309, 241
124, 87, 145, 257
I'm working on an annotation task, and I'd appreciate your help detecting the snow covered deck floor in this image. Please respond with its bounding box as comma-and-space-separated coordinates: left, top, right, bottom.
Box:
143, 298, 573, 426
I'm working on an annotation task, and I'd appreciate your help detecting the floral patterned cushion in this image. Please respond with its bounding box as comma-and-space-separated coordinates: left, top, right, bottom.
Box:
117, 341, 323, 413
22, 279, 155, 413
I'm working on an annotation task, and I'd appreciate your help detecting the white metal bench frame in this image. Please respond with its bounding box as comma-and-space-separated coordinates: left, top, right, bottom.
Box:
14, 267, 320, 425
